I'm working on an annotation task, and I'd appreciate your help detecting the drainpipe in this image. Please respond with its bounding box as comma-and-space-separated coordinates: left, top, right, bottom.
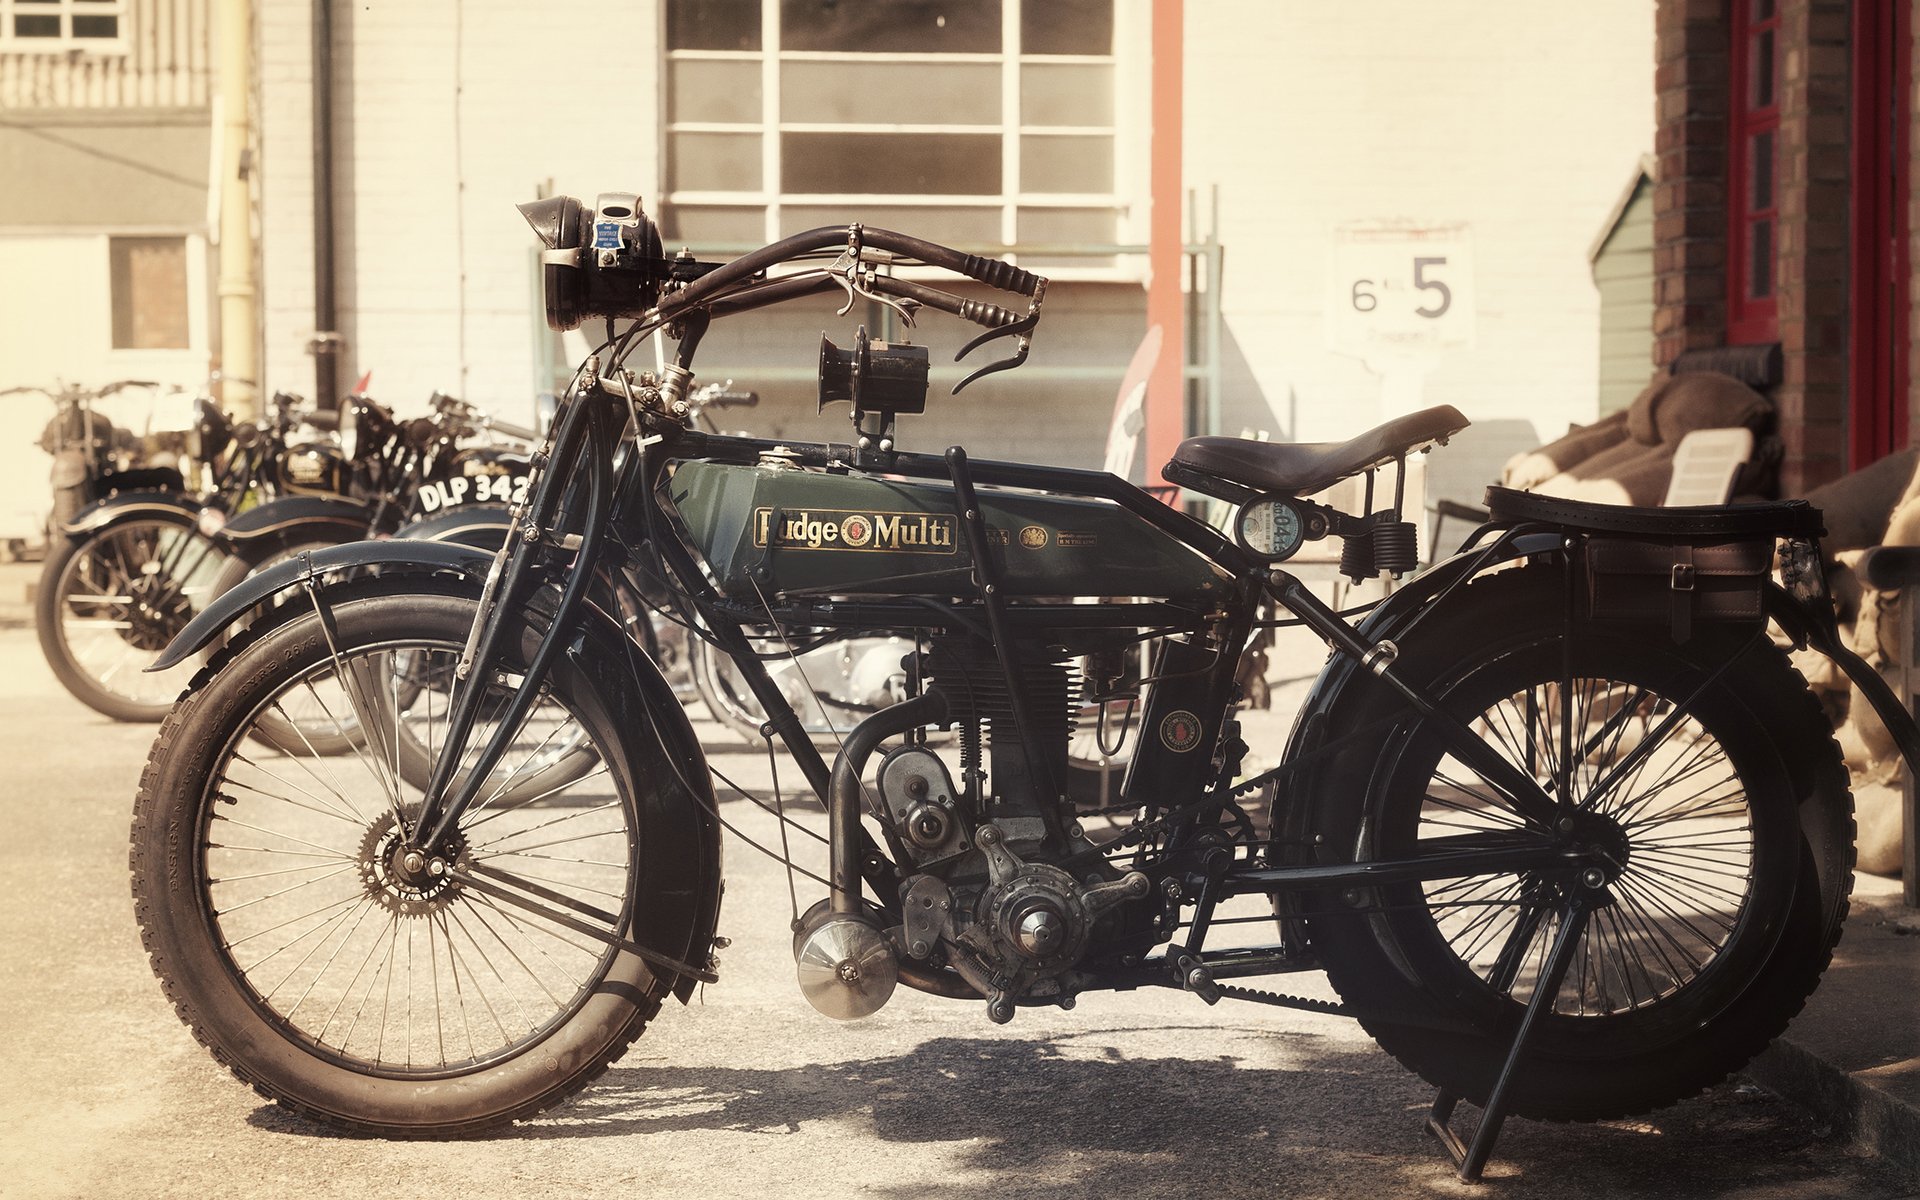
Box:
311, 0, 341, 409
213, 0, 258, 421
1143, 0, 1186, 500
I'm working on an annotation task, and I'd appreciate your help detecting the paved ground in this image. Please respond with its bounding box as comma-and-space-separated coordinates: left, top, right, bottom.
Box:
0, 578, 1915, 1198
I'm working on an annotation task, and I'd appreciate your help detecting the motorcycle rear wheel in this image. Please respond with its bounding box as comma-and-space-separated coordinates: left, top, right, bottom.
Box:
131, 591, 664, 1134
1306, 567, 1852, 1121
38, 512, 231, 722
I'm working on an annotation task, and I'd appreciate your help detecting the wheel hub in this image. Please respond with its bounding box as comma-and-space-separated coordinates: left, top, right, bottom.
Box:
122, 573, 191, 651
1562, 809, 1632, 883
357, 809, 469, 918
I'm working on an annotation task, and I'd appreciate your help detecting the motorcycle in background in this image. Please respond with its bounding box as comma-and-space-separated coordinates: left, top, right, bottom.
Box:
32, 386, 334, 721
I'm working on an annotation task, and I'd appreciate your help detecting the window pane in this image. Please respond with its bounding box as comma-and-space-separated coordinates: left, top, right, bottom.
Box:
14, 13, 61, 36
1021, 63, 1113, 126
72, 14, 118, 39
782, 205, 1002, 245
783, 132, 1000, 194
110, 237, 190, 350
671, 132, 763, 191
1021, 135, 1112, 193
670, 59, 761, 123
661, 205, 767, 248
1022, 0, 1113, 55
780, 0, 1001, 54
1749, 220, 1773, 299
668, 0, 760, 51
1751, 130, 1774, 210
1753, 30, 1775, 108
783, 60, 999, 124
1017, 206, 1119, 266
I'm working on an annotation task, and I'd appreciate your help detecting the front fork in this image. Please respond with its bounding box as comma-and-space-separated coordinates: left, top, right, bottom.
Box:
407, 385, 615, 854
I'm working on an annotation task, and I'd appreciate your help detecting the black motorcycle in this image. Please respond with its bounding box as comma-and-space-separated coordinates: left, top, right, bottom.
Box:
128, 196, 1918, 1180
32, 386, 330, 721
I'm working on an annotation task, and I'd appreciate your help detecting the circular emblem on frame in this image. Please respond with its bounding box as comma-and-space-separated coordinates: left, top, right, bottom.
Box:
839, 514, 874, 547
1160, 710, 1203, 753
1018, 525, 1049, 549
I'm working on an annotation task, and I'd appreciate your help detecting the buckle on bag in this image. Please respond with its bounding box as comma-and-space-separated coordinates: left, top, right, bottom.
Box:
1670, 563, 1695, 592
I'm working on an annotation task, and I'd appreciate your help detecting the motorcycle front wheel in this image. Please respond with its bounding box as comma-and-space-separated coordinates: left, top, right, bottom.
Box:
131, 590, 667, 1134
37, 512, 232, 721
1306, 567, 1853, 1122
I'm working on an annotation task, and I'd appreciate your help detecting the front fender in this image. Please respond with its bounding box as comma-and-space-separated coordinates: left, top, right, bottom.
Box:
219, 495, 372, 548
60, 489, 203, 538
150, 539, 491, 671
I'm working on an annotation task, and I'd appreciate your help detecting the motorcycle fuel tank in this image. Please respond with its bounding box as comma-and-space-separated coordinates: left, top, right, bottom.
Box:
667, 459, 1231, 601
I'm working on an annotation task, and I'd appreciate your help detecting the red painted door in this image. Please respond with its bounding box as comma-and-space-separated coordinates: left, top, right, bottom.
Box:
1851, 0, 1912, 468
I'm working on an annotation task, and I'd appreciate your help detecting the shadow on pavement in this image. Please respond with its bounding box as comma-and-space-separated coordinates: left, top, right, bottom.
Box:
247, 1029, 1916, 1198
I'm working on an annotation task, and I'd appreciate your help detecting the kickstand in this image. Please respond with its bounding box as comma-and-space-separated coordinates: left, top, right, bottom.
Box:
1425, 892, 1594, 1183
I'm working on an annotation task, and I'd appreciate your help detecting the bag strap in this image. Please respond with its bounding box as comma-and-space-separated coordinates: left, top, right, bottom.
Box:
1671, 542, 1695, 643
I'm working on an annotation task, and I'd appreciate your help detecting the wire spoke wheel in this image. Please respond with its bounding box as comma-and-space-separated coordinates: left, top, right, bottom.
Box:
1419, 675, 1753, 1017
206, 640, 626, 1074
131, 591, 692, 1134
1308, 567, 1851, 1121
39, 515, 231, 720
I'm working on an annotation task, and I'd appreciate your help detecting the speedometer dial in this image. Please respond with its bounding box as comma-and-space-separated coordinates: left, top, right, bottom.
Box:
1236, 497, 1307, 561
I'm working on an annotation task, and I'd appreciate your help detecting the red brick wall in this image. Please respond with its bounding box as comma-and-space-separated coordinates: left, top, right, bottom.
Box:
1653, 0, 1731, 368
1775, 0, 1851, 492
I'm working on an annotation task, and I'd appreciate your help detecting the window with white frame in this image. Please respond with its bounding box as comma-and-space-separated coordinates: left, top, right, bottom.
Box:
663, 0, 1137, 270
0, 0, 126, 49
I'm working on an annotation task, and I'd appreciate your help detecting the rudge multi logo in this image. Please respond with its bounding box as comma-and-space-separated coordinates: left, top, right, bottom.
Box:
752, 507, 957, 553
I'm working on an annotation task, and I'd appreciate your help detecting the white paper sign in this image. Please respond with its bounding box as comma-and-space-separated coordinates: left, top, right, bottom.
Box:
1326, 222, 1476, 366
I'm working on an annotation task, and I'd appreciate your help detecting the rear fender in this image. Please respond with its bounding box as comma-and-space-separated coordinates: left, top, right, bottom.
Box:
396, 503, 513, 550
1267, 532, 1564, 853
59, 490, 203, 539
1766, 581, 1920, 780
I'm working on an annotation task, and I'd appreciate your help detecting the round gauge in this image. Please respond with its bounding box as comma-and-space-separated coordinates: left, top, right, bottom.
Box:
1236, 496, 1307, 561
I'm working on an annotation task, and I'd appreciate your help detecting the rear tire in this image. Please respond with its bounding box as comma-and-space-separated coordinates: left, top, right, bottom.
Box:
1306, 567, 1853, 1121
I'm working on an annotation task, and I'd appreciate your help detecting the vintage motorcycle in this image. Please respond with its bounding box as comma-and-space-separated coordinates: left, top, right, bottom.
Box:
33, 386, 331, 720
129, 195, 1920, 1179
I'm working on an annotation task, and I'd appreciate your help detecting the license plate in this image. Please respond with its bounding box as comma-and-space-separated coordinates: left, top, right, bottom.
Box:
416, 474, 530, 513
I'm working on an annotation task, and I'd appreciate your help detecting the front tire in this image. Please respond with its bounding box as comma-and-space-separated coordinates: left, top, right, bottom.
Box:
1306, 567, 1853, 1121
131, 591, 666, 1134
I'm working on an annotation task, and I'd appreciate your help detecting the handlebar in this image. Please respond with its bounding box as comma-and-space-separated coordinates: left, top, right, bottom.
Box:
661, 225, 1042, 324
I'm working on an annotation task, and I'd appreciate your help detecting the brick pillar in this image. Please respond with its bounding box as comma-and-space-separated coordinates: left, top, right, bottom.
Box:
1653, 0, 1731, 369
1775, 0, 1852, 493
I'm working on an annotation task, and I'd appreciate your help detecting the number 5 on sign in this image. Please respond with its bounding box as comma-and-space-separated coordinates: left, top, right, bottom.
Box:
1326, 222, 1475, 361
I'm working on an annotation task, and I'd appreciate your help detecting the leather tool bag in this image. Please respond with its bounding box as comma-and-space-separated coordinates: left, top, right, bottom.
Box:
1584, 538, 1773, 643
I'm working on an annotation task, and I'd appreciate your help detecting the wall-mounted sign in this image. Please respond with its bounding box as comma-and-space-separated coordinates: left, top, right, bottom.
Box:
1325, 221, 1476, 365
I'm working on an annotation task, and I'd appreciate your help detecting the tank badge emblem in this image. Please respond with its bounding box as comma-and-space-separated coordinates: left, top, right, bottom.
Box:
839, 514, 874, 547
1058, 530, 1097, 547
1018, 525, 1049, 549
1160, 710, 1203, 753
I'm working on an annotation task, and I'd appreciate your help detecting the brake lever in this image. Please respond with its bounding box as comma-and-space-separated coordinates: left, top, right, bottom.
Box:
951, 311, 1039, 394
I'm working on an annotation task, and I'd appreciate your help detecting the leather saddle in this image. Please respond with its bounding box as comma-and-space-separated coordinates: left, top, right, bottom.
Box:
1164, 404, 1471, 500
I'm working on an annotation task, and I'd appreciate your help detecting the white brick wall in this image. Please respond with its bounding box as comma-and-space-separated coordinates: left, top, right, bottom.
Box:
1185, 1, 1655, 447
255, 0, 1652, 454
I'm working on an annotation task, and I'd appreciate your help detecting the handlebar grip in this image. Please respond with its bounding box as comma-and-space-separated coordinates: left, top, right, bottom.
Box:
954, 253, 1041, 298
